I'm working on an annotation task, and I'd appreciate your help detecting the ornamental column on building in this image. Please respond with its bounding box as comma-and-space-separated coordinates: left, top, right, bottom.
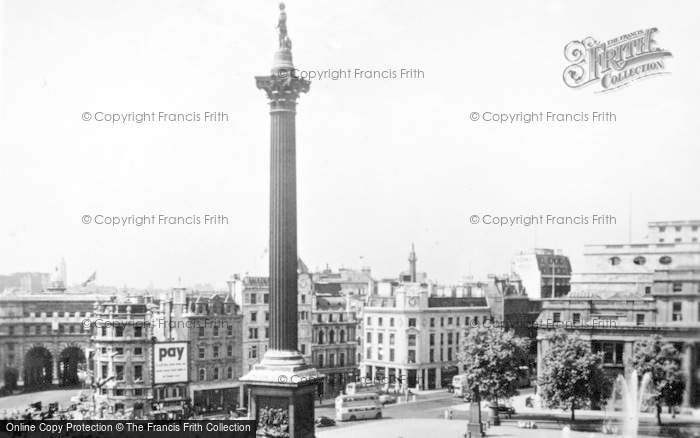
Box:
239, 4, 323, 438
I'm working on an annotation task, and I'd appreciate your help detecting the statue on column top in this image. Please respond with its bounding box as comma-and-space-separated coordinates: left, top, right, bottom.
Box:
276, 2, 292, 50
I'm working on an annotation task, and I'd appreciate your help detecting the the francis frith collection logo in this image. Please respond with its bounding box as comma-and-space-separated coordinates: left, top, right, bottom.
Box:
563, 28, 672, 93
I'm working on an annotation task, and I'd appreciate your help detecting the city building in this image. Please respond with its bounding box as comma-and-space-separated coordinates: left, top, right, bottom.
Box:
312, 295, 359, 398
0, 294, 101, 391
232, 269, 313, 375
312, 266, 375, 297
361, 283, 491, 390
513, 248, 572, 299
91, 295, 156, 417
536, 219, 700, 407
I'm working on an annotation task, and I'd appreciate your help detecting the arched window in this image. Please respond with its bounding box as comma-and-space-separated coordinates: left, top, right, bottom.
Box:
339, 330, 346, 343
609, 257, 621, 266
213, 368, 219, 380
199, 368, 206, 381
318, 330, 324, 344
329, 330, 335, 344
659, 256, 672, 265
227, 366, 233, 379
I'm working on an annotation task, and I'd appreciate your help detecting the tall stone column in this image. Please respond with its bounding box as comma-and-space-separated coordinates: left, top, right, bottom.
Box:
240, 4, 322, 438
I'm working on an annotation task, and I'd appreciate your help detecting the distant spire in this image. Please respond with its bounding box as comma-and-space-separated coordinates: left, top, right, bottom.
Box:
408, 243, 417, 282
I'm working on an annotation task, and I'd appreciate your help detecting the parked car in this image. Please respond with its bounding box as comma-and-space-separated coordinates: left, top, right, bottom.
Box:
315, 416, 336, 427
378, 395, 397, 405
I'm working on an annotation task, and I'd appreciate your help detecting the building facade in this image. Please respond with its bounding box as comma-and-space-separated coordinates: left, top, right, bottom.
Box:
537, 219, 700, 407
91, 295, 155, 417
361, 284, 491, 390
312, 295, 359, 399
513, 248, 572, 299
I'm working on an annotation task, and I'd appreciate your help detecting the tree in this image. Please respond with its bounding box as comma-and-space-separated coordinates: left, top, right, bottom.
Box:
629, 336, 685, 425
457, 326, 528, 407
538, 329, 611, 421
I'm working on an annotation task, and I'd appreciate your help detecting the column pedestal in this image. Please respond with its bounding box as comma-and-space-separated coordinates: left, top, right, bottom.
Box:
240, 352, 323, 438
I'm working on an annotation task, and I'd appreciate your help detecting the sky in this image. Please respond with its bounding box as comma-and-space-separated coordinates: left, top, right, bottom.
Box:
1, 0, 699, 289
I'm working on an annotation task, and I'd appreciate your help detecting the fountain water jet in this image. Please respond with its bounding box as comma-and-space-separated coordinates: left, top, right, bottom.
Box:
606, 370, 652, 437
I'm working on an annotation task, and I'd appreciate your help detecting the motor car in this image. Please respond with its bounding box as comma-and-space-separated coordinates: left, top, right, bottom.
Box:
378, 394, 397, 405
315, 416, 336, 427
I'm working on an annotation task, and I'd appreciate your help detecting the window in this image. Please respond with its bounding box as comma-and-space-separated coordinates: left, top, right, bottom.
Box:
408, 334, 416, 347
429, 333, 435, 346
301, 294, 305, 304
340, 330, 346, 343
636, 314, 645, 326
390, 333, 395, 345
69, 325, 75, 334
441, 317, 444, 327
101, 326, 107, 337
318, 354, 324, 368
134, 365, 143, 381
227, 325, 233, 336
573, 313, 581, 324
366, 332, 371, 343
633, 256, 646, 266
675, 226, 681, 232
115, 365, 124, 381
213, 368, 219, 380
366, 347, 371, 360
675, 238, 682, 243
115, 326, 124, 337
340, 353, 346, 366
659, 226, 666, 232
198, 326, 205, 337
448, 348, 452, 361
115, 347, 124, 356
250, 294, 257, 304
367, 317, 372, 326
134, 389, 143, 397
329, 354, 335, 367
390, 318, 394, 327
659, 256, 672, 265
378, 317, 383, 326
448, 317, 453, 325
464, 316, 470, 326
377, 333, 383, 344
645, 286, 652, 295
199, 368, 206, 381
430, 318, 435, 328
553, 313, 561, 323
227, 345, 233, 357
8, 326, 14, 336
440, 333, 444, 345
264, 293, 269, 304
447, 333, 453, 344
251, 312, 257, 322
672, 302, 682, 321
408, 350, 416, 363
429, 349, 434, 362
408, 318, 417, 327
673, 283, 683, 293
199, 347, 205, 359
213, 346, 219, 358
609, 257, 621, 266
300, 344, 306, 355
329, 330, 336, 344
115, 389, 124, 397
248, 328, 258, 339
101, 364, 108, 378
213, 325, 219, 336
265, 312, 270, 322
227, 367, 233, 379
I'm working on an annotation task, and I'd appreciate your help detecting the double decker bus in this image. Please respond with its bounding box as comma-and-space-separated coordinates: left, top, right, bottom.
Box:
335, 393, 383, 422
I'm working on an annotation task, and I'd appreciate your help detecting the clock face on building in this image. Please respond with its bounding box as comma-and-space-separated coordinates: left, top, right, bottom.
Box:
409, 297, 418, 307
298, 277, 309, 289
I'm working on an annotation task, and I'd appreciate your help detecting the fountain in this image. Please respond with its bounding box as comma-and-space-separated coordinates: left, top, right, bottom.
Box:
604, 370, 652, 437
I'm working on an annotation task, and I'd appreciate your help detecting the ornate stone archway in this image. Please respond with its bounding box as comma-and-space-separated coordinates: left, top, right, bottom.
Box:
23, 346, 53, 390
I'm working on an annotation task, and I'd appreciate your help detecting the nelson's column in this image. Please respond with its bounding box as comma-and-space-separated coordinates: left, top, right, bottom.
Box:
240, 4, 323, 438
